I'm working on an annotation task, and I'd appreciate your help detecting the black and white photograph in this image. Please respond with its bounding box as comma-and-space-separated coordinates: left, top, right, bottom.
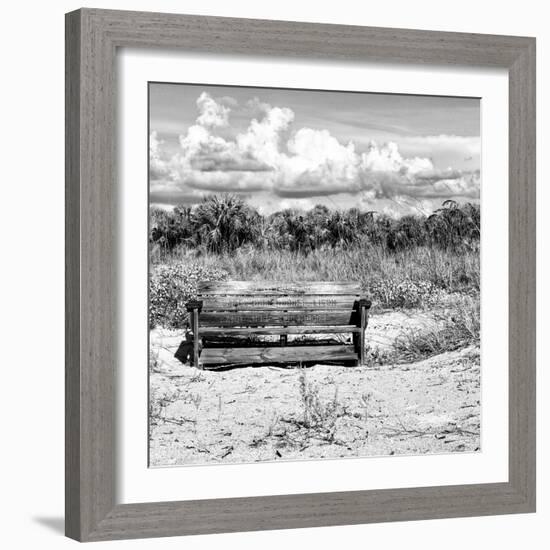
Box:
148, 82, 481, 467
2, 0, 542, 545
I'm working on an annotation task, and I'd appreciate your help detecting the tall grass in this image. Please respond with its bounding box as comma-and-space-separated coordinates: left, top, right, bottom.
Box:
393, 294, 480, 361
160, 240, 478, 302
149, 241, 479, 329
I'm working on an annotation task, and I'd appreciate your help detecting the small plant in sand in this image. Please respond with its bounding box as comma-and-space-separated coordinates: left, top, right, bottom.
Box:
298, 369, 342, 442
149, 350, 161, 373
360, 392, 372, 422
217, 394, 222, 423
149, 384, 180, 426
365, 344, 397, 366
184, 392, 202, 410
265, 411, 281, 438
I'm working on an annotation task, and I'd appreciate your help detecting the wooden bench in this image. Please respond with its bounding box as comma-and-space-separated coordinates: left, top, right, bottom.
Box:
184, 281, 371, 370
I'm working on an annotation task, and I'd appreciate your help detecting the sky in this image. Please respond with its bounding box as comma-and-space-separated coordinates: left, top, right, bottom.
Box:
149, 82, 480, 216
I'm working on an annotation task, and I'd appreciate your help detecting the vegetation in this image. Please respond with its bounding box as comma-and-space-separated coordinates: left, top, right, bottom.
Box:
149, 194, 480, 329
393, 294, 480, 362
149, 264, 226, 328
150, 194, 480, 255
298, 368, 342, 441
149, 196, 481, 465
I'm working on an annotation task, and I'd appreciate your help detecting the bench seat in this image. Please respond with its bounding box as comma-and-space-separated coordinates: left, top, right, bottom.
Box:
200, 345, 358, 368
185, 281, 371, 369
199, 325, 361, 336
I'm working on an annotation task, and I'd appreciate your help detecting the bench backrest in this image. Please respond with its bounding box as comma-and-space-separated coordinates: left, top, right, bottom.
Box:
197, 281, 362, 328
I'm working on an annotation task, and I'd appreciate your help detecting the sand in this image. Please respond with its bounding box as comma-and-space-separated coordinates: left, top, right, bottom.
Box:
149, 309, 480, 466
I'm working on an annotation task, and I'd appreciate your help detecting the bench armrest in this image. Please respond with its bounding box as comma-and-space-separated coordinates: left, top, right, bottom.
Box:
185, 299, 203, 312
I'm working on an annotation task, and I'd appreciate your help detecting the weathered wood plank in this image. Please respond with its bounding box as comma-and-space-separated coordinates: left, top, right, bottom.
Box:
359, 304, 368, 366
198, 281, 361, 295
200, 345, 357, 365
199, 310, 355, 327
191, 309, 200, 369
201, 295, 358, 311
200, 325, 361, 336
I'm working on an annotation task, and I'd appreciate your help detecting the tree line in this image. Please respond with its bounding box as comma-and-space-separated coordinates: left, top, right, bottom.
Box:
150, 194, 480, 255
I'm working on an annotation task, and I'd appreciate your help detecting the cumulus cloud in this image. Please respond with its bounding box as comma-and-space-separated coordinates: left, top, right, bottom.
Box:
361, 141, 433, 174
149, 92, 480, 207
245, 97, 275, 118
237, 105, 294, 166
195, 91, 230, 128
149, 131, 172, 182
357, 141, 480, 200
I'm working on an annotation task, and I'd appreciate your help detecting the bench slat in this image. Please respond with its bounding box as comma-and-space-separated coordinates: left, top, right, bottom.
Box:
201, 296, 358, 311
199, 310, 356, 327
198, 281, 361, 295
200, 345, 357, 366
200, 325, 361, 336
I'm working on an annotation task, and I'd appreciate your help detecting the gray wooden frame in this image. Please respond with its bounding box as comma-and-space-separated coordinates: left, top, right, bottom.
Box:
65, 8, 536, 542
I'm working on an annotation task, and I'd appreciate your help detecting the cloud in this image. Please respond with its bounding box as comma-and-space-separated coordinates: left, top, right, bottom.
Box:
398, 134, 481, 168
149, 189, 205, 205
195, 91, 230, 128
361, 141, 433, 174
150, 92, 480, 208
357, 142, 480, 200
179, 126, 273, 174
184, 171, 270, 193
237, 105, 295, 166
401, 134, 481, 156
149, 131, 172, 182
245, 97, 274, 118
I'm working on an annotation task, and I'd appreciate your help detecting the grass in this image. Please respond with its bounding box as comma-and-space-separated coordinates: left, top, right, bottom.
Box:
149, 224, 481, 369
393, 293, 480, 362
298, 368, 342, 441
150, 240, 480, 329
164, 240, 478, 293
257, 368, 347, 447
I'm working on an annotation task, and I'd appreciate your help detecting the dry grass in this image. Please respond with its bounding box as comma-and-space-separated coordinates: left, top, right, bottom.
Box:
153, 241, 479, 317
393, 294, 480, 362
174, 242, 478, 289
297, 368, 342, 442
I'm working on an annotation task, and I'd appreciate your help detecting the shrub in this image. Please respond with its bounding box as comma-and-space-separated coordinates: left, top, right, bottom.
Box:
150, 195, 480, 257
149, 263, 227, 329
368, 278, 443, 309
393, 293, 480, 361
298, 369, 342, 441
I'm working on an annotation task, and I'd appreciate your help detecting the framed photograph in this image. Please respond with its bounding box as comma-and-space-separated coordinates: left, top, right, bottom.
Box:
65, 8, 536, 542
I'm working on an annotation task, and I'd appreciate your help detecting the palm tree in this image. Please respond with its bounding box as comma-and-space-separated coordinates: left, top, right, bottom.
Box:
425, 200, 480, 251
327, 210, 357, 248
192, 194, 259, 253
